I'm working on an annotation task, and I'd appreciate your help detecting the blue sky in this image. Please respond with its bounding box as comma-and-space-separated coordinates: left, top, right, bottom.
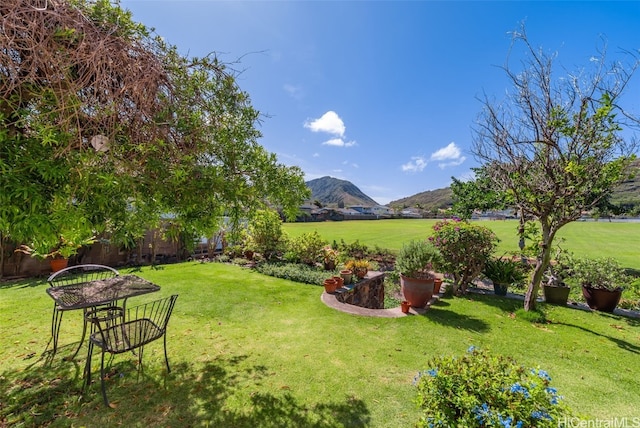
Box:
120, 1, 640, 205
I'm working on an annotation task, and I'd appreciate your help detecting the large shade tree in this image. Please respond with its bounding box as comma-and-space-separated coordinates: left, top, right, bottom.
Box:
0, 0, 309, 276
471, 27, 638, 310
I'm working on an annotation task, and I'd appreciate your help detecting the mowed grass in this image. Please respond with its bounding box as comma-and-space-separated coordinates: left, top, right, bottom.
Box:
1, 262, 639, 427
284, 219, 640, 269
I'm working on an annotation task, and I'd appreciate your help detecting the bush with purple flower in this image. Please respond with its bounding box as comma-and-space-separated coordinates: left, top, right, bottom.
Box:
414, 347, 571, 427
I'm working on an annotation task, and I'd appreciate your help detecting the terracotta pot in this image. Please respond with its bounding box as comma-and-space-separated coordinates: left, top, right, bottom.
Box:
50, 258, 69, 273
582, 285, 622, 313
323, 260, 336, 271
354, 267, 368, 279
401, 301, 411, 314
323, 278, 338, 294
433, 278, 443, 294
340, 269, 353, 285
332, 275, 344, 289
543, 284, 570, 305
400, 274, 434, 308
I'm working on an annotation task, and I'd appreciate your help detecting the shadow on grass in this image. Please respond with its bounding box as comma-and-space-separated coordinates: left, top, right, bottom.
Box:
0, 277, 47, 290
424, 298, 490, 333
554, 314, 640, 355
1, 351, 372, 427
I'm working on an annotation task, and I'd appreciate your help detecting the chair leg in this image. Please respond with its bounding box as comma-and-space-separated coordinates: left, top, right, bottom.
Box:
83, 341, 94, 390
51, 305, 64, 357
163, 334, 171, 373
68, 311, 90, 360
100, 350, 112, 408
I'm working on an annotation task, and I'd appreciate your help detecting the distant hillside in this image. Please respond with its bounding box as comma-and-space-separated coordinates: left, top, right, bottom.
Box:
388, 187, 454, 212
389, 159, 640, 212
306, 176, 378, 207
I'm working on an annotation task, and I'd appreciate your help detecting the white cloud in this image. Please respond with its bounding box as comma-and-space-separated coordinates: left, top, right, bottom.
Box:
322, 138, 357, 147
304, 111, 346, 137
283, 83, 303, 99
312, 152, 320, 158
430, 142, 466, 169
401, 156, 427, 173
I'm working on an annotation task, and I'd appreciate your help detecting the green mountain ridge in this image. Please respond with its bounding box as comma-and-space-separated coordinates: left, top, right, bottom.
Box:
306, 176, 378, 207
308, 159, 640, 213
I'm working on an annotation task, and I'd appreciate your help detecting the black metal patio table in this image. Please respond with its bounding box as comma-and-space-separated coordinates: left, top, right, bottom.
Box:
46, 274, 161, 359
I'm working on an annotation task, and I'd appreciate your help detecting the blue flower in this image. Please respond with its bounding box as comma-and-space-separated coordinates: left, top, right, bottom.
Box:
510, 382, 531, 398
472, 403, 491, 422
427, 368, 438, 377
531, 410, 552, 420
545, 386, 557, 394
467, 345, 477, 353
532, 368, 552, 381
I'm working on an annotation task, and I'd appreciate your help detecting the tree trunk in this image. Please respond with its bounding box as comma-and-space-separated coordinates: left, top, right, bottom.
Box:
524, 220, 555, 310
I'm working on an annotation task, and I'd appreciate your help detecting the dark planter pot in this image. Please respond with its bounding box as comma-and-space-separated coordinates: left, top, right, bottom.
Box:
582, 285, 622, 313
543, 284, 570, 305
400, 274, 435, 308
493, 282, 508, 296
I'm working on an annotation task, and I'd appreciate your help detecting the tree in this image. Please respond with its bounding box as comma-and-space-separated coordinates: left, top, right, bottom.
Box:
0, 0, 309, 276
451, 167, 510, 220
472, 25, 638, 310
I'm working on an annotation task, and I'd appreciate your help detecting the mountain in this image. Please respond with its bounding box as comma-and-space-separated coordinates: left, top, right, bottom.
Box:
389, 159, 640, 212
388, 187, 454, 212
306, 176, 379, 207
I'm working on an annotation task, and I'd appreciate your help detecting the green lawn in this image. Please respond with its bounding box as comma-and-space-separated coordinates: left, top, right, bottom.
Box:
1, 262, 639, 426
284, 219, 640, 269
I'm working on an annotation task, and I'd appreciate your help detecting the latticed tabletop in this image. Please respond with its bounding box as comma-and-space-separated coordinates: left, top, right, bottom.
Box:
47, 275, 161, 310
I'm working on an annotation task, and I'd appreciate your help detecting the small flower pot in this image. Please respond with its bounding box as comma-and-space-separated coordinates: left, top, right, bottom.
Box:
433, 277, 443, 294
401, 301, 411, 314
543, 284, 570, 305
340, 269, 353, 285
323, 278, 338, 294
493, 282, 508, 296
50, 258, 69, 273
332, 275, 344, 289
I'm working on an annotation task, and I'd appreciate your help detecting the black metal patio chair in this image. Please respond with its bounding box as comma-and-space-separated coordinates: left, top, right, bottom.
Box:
84, 294, 179, 407
47, 264, 120, 359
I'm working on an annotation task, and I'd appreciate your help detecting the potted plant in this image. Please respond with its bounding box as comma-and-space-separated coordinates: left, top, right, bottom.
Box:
570, 257, 629, 312
340, 269, 353, 285
18, 234, 95, 272
344, 259, 370, 280
395, 240, 442, 308
321, 246, 338, 271
483, 256, 525, 296
542, 252, 572, 305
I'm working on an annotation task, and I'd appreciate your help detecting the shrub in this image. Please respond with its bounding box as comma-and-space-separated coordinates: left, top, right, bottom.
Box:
254, 262, 329, 285
248, 209, 287, 261
414, 347, 571, 427
287, 231, 327, 265
430, 218, 498, 294
394, 240, 442, 279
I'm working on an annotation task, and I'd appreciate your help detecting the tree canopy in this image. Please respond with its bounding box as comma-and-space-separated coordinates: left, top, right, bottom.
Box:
471, 25, 639, 310
0, 0, 309, 275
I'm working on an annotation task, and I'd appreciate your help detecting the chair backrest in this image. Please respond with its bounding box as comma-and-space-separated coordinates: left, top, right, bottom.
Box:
88, 295, 178, 353
47, 264, 119, 287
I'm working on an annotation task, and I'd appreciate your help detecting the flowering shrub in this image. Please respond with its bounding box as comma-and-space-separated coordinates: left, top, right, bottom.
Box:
429, 218, 497, 294
286, 231, 328, 265
414, 347, 571, 427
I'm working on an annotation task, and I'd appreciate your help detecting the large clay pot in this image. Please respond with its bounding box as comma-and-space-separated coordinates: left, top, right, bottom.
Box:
400, 274, 435, 308
543, 284, 570, 305
582, 286, 622, 313
340, 269, 353, 285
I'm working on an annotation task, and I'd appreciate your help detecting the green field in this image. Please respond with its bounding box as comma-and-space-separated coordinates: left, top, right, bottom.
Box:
284, 219, 640, 269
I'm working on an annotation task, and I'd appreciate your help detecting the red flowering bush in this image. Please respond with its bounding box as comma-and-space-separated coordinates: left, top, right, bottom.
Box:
429, 218, 498, 294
